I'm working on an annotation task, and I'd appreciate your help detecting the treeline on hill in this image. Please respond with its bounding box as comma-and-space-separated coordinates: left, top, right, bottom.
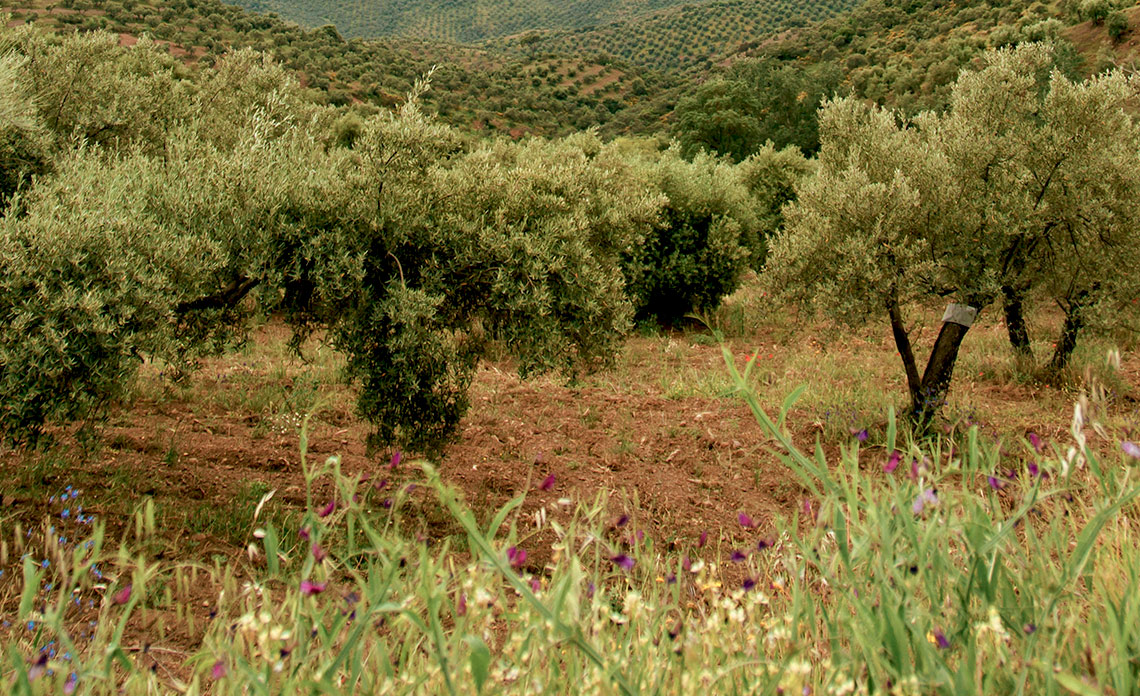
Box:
0, 0, 677, 138
0, 25, 804, 453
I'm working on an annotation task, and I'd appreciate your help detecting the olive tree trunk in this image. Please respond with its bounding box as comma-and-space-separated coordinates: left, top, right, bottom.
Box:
887, 302, 980, 427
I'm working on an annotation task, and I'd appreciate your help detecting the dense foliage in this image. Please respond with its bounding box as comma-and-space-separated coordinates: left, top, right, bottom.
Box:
1, 26, 802, 450
621, 146, 810, 323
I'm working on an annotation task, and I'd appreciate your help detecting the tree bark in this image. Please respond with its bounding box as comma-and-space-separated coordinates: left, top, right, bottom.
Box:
175, 275, 260, 314
887, 296, 922, 406
910, 313, 976, 426
1046, 297, 1086, 375
1001, 285, 1033, 361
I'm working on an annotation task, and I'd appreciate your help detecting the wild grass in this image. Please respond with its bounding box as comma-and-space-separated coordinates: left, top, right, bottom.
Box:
2, 347, 1139, 695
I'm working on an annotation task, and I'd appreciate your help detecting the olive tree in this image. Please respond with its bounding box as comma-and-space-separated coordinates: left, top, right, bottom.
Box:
766, 43, 1140, 422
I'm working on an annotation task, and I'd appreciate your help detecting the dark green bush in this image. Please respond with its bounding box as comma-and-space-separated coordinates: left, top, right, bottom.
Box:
621, 149, 761, 325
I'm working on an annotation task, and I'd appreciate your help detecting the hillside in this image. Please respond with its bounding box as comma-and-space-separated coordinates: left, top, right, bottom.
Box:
496, 0, 865, 73
718, 0, 1140, 115
232, 0, 699, 42
0, 0, 678, 137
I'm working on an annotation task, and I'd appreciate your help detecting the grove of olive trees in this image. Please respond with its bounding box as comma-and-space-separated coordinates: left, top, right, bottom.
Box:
0, 27, 790, 451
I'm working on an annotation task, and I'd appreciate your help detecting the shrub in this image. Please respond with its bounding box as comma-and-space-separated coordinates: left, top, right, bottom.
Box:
621, 149, 761, 324
1106, 10, 1129, 40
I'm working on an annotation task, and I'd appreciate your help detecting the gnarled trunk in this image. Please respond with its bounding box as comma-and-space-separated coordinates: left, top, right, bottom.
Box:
1046, 295, 1087, 376
1001, 285, 1033, 361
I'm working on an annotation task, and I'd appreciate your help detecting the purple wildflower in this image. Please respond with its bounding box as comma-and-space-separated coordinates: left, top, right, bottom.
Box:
611, 554, 635, 571
530, 578, 541, 592
390, 451, 402, 469
311, 543, 327, 562
300, 580, 327, 596
507, 546, 527, 569
616, 514, 629, 528
457, 593, 467, 617
757, 537, 774, 551
987, 476, 1005, 491
698, 531, 708, 548
375, 479, 388, 491
211, 660, 227, 680
743, 578, 757, 591
738, 512, 755, 528
64, 673, 78, 694
884, 450, 901, 473
1023, 623, 1037, 635
1028, 432, 1043, 453
933, 629, 950, 649
730, 550, 747, 562
912, 489, 939, 515
539, 474, 556, 491
665, 573, 677, 584
28, 654, 47, 681
586, 582, 596, 598
1028, 462, 1041, 478
1122, 441, 1140, 460
113, 584, 132, 605
855, 429, 869, 442
318, 499, 336, 518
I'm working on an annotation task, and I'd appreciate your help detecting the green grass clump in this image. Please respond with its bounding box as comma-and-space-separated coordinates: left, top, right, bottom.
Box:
2, 356, 1139, 694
